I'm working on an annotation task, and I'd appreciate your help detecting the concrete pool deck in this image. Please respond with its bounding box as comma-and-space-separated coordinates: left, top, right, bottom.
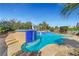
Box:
40, 34, 79, 56
40, 44, 73, 56
5, 32, 79, 56
5, 32, 25, 56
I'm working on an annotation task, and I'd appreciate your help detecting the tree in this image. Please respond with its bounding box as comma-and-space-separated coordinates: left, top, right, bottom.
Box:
0, 20, 16, 33
24, 22, 32, 29
55, 26, 59, 29
37, 22, 49, 31
0, 19, 33, 34
49, 27, 54, 32
59, 26, 68, 33
61, 3, 79, 17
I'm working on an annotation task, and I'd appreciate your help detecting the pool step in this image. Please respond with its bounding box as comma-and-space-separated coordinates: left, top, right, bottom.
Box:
5, 38, 20, 56
5, 33, 19, 46
5, 32, 26, 56
6, 39, 19, 46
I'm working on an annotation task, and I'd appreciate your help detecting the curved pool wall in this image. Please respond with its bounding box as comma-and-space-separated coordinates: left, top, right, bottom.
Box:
21, 31, 64, 52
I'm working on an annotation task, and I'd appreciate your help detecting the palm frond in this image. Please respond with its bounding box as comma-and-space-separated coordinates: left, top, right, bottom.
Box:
61, 3, 79, 17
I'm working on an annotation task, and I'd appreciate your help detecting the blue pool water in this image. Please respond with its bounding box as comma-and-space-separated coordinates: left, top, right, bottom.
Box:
21, 32, 64, 52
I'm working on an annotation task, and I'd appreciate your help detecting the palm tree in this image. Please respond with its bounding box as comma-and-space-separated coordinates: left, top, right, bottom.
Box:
61, 3, 79, 17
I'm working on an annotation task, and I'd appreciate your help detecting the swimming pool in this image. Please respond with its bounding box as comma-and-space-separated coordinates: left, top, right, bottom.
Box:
21, 32, 64, 52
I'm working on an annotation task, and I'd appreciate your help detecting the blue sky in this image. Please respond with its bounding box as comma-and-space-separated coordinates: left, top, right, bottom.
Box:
0, 3, 79, 26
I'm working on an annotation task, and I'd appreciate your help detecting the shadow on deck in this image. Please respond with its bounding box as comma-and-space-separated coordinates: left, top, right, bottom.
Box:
62, 38, 79, 48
